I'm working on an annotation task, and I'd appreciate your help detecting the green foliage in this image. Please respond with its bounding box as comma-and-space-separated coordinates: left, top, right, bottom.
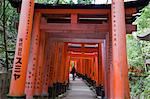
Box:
0, 0, 19, 69
35, 0, 58, 4
127, 2, 150, 99
35, 0, 94, 4
127, 34, 144, 67
135, 4, 150, 30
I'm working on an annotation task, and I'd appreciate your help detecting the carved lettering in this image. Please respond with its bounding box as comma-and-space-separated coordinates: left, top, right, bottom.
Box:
15, 57, 22, 64
14, 73, 21, 80
14, 37, 23, 80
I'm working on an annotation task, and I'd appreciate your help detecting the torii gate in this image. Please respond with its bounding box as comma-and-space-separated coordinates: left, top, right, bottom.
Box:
7, 0, 148, 99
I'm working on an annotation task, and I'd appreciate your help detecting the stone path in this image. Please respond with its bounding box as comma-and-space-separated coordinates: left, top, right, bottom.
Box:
61, 77, 96, 99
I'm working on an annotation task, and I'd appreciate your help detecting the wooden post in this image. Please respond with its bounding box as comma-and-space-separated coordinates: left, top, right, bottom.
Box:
111, 0, 130, 98
101, 42, 107, 93
8, 0, 34, 98
25, 12, 41, 98
71, 14, 78, 24
57, 42, 64, 84
48, 41, 55, 87
98, 44, 103, 86
34, 31, 46, 96
62, 43, 68, 84
91, 58, 94, 81
95, 56, 99, 86
42, 34, 50, 96
106, 15, 113, 98
89, 59, 92, 79
65, 55, 70, 85
80, 58, 83, 75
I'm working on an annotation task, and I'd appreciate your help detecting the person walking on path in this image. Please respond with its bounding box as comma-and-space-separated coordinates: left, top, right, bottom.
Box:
71, 66, 76, 80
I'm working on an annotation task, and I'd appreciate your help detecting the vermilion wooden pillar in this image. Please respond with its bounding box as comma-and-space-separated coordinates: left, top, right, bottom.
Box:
101, 42, 107, 93
61, 43, 66, 84
89, 58, 92, 80
76, 59, 79, 73
49, 41, 56, 87
42, 34, 50, 96
86, 59, 89, 78
8, 0, 34, 98
79, 59, 82, 74
111, 0, 130, 98
65, 55, 70, 85
79, 58, 82, 75
89, 59, 92, 80
56, 42, 66, 84
94, 56, 99, 86
56, 42, 64, 85
62, 43, 68, 84
84, 59, 87, 76
77, 58, 81, 74
88, 59, 91, 78
56, 43, 61, 83
105, 13, 113, 98
81, 58, 83, 75
48, 41, 55, 87
82, 59, 85, 76
101, 43, 105, 87
91, 58, 94, 81
45, 48, 53, 94
34, 31, 46, 96
98, 44, 103, 86
53, 42, 59, 84
25, 12, 41, 98
84, 59, 87, 77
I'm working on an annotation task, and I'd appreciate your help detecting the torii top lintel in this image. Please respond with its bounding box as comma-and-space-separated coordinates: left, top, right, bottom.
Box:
8, 0, 149, 34
9, 0, 149, 10
8, 0, 149, 23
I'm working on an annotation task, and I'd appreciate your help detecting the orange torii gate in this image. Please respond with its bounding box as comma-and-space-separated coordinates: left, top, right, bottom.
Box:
7, 0, 148, 99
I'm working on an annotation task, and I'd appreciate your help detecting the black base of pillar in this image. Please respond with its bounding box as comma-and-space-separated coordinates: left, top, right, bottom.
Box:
101, 88, 105, 98
76, 72, 82, 78
48, 86, 53, 97
92, 80, 96, 88
52, 85, 57, 98
53, 83, 58, 97
33, 95, 41, 98
61, 84, 66, 94
96, 85, 105, 98
65, 82, 69, 90
82, 75, 86, 80
7, 95, 26, 99
54, 82, 64, 97
57, 83, 62, 95
76, 73, 84, 79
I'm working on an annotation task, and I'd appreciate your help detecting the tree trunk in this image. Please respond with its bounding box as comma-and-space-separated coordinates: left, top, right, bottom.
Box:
3, 0, 9, 71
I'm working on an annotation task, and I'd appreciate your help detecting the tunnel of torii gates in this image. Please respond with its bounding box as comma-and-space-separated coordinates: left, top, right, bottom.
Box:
7, 0, 149, 99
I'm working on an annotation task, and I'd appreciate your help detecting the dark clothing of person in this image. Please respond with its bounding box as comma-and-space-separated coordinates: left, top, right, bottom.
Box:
71, 67, 76, 80
71, 67, 76, 74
